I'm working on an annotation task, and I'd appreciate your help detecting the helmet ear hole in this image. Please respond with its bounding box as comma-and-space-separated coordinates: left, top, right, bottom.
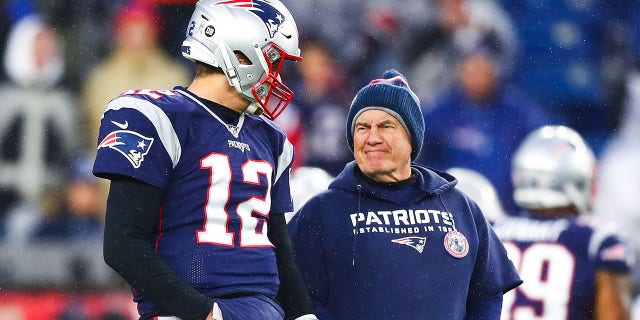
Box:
234, 51, 252, 65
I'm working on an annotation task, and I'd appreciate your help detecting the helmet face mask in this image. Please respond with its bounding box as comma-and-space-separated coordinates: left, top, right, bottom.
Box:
181, 0, 302, 119
251, 43, 302, 119
511, 125, 596, 215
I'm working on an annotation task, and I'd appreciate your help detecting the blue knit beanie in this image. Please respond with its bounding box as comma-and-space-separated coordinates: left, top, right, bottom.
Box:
346, 69, 425, 160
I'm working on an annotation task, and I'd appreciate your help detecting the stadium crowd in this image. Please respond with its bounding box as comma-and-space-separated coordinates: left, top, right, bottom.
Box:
1, 0, 640, 319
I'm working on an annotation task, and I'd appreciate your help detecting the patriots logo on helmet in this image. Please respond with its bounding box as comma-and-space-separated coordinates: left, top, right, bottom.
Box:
601, 243, 631, 262
392, 236, 427, 253
98, 130, 154, 168
214, 0, 285, 38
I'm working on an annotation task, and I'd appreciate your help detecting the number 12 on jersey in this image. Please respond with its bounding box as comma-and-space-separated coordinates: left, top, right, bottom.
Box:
196, 153, 274, 248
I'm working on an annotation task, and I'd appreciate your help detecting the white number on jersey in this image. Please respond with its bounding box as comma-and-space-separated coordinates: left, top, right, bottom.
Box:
501, 242, 575, 320
196, 153, 273, 247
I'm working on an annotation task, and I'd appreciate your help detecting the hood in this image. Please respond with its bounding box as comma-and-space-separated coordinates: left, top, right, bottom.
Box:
3, 14, 64, 88
328, 161, 457, 205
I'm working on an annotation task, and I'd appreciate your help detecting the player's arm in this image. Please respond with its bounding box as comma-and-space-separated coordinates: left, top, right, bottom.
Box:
594, 270, 632, 320
103, 176, 215, 320
268, 213, 317, 320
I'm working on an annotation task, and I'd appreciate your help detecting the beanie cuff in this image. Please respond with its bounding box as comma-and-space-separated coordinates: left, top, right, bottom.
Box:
350, 106, 411, 139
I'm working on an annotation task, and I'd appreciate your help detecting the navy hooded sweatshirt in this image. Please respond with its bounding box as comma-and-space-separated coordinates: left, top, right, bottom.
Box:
288, 162, 522, 319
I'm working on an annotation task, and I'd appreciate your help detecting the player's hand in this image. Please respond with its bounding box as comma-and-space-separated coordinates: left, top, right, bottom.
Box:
294, 315, 319, 320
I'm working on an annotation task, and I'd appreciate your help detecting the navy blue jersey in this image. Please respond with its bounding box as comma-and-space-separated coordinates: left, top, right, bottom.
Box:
93, 87, 295, 314
492, 214, 634, 320
288, 162, 521, 319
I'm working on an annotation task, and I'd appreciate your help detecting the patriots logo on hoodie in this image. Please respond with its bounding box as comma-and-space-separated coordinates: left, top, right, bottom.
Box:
392, 236, 426, 253
98, 130, 154, 169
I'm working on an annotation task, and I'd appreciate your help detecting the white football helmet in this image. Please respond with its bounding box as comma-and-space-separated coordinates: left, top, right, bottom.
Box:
181, 0, 302, 119
288, 166, 333, 221
448, 167, 505, 223
511, 125, 596, 214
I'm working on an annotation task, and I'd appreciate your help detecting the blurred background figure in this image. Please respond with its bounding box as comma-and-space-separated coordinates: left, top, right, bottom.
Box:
402, 0, 517, 106
417, 49, 548, 213
288, 0, 432, 87
287, 166, 334, 222
285, 37, 354, 175
447, 167, 505, 223
0, 12, 80, 236
3, 154, 103, 244
35, 154, 103, 242
81, 1, 191, 151
0, 0, 38, 81
499, 0, 637, 155
493, 125, 634, 320
594, 68, 640, 306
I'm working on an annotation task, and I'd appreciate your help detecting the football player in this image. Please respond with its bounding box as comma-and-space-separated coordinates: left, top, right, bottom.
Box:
92, 1, 316, 319
493, 125, 634, 320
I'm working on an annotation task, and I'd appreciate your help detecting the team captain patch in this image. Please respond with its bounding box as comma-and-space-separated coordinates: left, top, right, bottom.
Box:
98, 130, 154, 168
444, 230, 469, 258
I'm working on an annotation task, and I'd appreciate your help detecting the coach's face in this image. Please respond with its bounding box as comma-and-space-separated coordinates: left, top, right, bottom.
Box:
353, 109, 412, 183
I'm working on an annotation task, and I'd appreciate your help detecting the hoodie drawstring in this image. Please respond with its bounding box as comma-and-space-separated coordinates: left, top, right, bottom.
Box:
438, 194, 457, 231
352, 184, 363, 266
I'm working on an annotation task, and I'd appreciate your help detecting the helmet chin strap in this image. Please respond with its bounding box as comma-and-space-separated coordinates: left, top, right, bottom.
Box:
245, 101, 264, 116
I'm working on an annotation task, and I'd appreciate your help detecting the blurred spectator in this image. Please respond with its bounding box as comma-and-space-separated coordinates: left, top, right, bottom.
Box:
3, 155, 103, 243
416, 50, 549, 214
287, 166, 334, 222
286, 0, 366, 79
81, 1, 191, 151
29, 0, 130, 93
287, 0, 430, 86
287, 38, 354, 175
32, 0, 194, 92
499, 0, 637, 155
33, 155, 103, 242
0, 13, 80, 223
593, 69, 640, 299
0, 0, 37, 82
403, 0, 518, 106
